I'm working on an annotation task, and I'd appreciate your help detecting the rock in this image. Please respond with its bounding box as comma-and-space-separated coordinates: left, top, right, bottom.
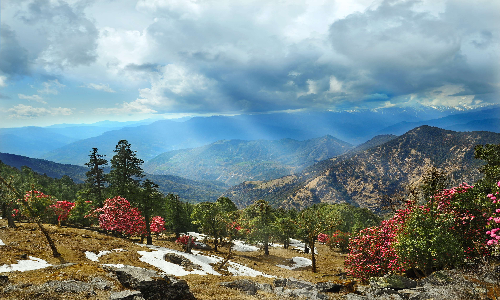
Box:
110, 290, 144, 300
164, 253, 202, 271
108, 265, 195, 300
315, 281, 344, 293
257, 282, 273, 293
343, 293, 369, 300
90, 276, 114, 290
110, 290, 145, 300
220, 279, 259, 295
42, 280, 94, 294
370, 274, 417, 290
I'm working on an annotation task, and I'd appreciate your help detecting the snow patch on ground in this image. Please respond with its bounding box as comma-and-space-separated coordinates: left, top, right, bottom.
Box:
186, 232, 208, 240
85, 249, 126, 262
138, 245, 273, 278
289, 239, 318, 254
85, 250, 111, 262
0, 238, 5, 246
0, 256, 52, 272
232, 240, 259, 252
277, 256, 312, 270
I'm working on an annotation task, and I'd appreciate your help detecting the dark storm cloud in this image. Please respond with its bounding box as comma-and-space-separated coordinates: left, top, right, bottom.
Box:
0, 24, 30, 77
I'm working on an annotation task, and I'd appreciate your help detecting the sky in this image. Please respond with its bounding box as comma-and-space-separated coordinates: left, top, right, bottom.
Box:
0, 0, 499, 128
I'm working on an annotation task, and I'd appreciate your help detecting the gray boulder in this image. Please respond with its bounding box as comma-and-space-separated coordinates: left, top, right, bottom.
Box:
107, 265, 195, 300
110, 290, 145, 300
220, 279, 259, 295
370, 274, 417, 290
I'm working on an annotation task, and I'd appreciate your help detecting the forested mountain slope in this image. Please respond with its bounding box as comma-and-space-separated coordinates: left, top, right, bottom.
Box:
144, 135, 353, 186
223, 126, 500, 211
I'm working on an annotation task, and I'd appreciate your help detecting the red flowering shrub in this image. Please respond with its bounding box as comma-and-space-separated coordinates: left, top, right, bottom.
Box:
176, 235, 195, 246
326, 230, 351, 253
486, 181, 500, 247
150, 216, 166, 234
88, 196, 146, 236
50, 200, 75, 225
344, 206, 409, 282
317, 233, 329, 244
19, 190, 57, 223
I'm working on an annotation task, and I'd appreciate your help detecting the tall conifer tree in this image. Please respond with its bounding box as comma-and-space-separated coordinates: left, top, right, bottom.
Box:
107, 140, 144, 201
84, 148, 108, 207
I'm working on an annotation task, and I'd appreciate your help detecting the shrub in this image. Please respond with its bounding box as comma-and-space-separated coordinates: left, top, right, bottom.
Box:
19, 190, 57, 223
150, 216, 166, 234
50, 200, 75, 226
88, 196, 146, 236
327, 230, 351, 253
344, 204, 411, 282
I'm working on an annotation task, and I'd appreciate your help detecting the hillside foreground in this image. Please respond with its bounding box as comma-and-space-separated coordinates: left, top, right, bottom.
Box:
0, 219, 351, 299
2, 219, 500, 299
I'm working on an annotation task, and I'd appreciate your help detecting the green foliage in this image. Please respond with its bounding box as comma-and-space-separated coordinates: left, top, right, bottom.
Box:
474, 144, 500, 193
326, 203, 381, 234
68, 193, 95, 227
396, 205, 464, 275
242, 200, 275, 255
163, 194, 193, 238
273, 208, 298, 249
299, 203, 340, 272
20, 190, 57, 223
107, 140, 145, 201
84, 148, 108, 207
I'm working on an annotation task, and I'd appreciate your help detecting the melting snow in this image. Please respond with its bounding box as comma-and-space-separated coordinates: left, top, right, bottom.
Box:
232, 240, 259, 252
85, 250, 111, 262
277, 257, 312, 270
0, 256, 52, 272
85, 249, 126, 262
289, 239, 318, 254
138, 245, 273, 277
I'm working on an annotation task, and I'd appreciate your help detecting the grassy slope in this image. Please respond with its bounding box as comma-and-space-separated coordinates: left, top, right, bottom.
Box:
0, 219, 349, 300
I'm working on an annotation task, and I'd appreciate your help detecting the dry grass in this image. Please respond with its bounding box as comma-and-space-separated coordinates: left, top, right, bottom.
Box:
0, 219, 352, 299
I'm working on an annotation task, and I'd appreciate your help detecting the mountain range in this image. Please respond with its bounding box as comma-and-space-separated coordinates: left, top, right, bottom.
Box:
143, 135, 353, 186
1, 106, 497, 166
223, 126, 500, 211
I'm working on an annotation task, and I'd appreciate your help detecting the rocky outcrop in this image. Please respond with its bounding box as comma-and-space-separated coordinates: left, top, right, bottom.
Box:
344, 269, 500, 299
220, 277, 353, 299
1, 265, 195, 300
105, 265, 195, 300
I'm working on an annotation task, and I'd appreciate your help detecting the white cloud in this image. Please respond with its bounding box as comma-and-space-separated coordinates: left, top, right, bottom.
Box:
0, 75, 7, 87
37, 79, 65, 95
8, 104, 73, 119
18, 94, 47, 104
85, 83, 116, 93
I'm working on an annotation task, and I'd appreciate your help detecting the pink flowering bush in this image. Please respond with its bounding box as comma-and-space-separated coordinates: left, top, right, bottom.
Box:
344, 206, 409, 282
317, 233, 329, 244
485, 181, 500, 247
326, 230, 351, 253
176, 235, 196, 252
150, 216, 166, 234
19, 190, 57, 223
346, 182, 493, 281
88, 196, 146, 237
50, 200, 75, 225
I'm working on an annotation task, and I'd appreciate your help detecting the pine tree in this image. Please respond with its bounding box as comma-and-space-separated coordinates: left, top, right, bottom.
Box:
242, 199, 275, 255
139, 179, 163, 245
107, 140, 144, 201
164, 194, 193, 238
84, 148, 108, 207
